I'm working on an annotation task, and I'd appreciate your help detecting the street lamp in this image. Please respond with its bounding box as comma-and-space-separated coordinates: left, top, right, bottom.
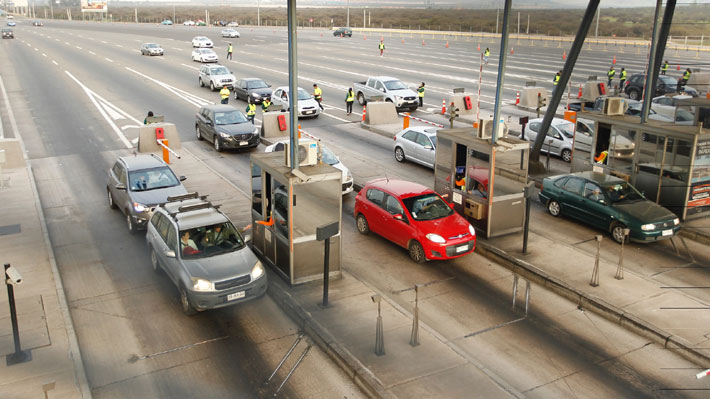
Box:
346, 0, 349, 27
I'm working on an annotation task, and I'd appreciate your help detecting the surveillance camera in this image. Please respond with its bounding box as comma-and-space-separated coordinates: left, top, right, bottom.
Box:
371, 294, 381, 303
5, 266, 22, 286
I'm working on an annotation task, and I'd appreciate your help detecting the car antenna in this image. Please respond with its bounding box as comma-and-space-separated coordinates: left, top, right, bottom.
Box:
384, 172, 389, 183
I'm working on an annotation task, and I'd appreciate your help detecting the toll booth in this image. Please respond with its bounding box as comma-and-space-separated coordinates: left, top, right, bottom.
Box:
572, 110, 710, 220
250, 151, 343, 285
434, 128, 530, 238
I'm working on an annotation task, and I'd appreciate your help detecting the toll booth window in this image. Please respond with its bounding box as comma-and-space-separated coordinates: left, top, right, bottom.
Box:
594, 123, 612, 163
607, 128, 635, 174
251, 165, 262, 215
272, 180, 288, 239
434, 136, 452, 183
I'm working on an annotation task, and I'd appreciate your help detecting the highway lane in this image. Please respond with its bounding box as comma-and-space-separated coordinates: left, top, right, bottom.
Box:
5, 20, 710, 397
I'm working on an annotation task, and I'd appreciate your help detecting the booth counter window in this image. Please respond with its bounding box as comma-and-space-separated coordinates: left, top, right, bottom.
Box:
292, 179, 341, 240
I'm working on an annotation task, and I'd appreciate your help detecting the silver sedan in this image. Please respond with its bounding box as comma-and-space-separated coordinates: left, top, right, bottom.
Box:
393, 126, 439, 169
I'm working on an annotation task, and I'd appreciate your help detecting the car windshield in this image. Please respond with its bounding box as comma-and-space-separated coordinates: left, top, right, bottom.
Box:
321, 146, 339, 165
179, 222, 245, 259
603, 182, 644, 203
215, 110, 248, 125
211, 67, 229, 75
402, 193, 454, 221
676, 109, 694, 122
659, 76, 676, 86
128, 166, 180, 192
384, 80, 408, 90
146, 43, 159, 48
199, 49, 214, 54
297, 88, 311, 100
248, 80, 268, 89
556, 122, 576, 138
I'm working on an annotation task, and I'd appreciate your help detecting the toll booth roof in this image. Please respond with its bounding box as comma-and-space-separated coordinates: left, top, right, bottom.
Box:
437, 127, 530, 152
251, 152, 342, 182
579, 111, 709, 137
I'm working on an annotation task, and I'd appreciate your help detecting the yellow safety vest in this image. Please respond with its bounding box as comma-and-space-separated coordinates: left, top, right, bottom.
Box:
608, 70, 615, 79
246, 103, 256, 116
418, 87, 425, 97
683, 71, 691, 81
220, 87, 230, 99
227, 45, 233, 53
553, 75, 560, 86
346, 91, 355, 102
379, 43, 385, 50
661, 63, 668, 72
262, 100, 271, 111
313, 87, 322, 99
484, 49, 490, 56
620, 70, 626, 80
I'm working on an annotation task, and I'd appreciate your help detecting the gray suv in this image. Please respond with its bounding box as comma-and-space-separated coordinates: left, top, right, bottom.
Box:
199, 64, 236, 91
107, 154, 187, 233
146, 193, 267, 315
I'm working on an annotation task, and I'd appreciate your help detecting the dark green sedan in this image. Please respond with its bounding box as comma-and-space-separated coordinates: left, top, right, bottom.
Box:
539, 172, 680, 243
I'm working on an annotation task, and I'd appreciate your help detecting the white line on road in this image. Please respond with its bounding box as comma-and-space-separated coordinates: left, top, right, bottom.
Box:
52, 60, 58, 65
125, 67, 212, 108
42, 53, 47, 57
26, 43, 31, 47
181, 63, 200, 70
64, 42, 70, 45
0, 75, 20, 139
101, 41, 107, 44
76, 46, 82, 50
172, 48, 183, 51
34, 48, 38, 51
116, 44, 123, 48
105, 58, 114, 62
89, 51, 96, 55
55, 38, 60, 42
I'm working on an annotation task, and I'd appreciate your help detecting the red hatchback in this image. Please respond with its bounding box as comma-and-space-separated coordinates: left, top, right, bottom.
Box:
354, 178, 476, 263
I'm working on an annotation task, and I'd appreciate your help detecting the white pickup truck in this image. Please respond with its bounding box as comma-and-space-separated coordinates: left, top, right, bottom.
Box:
353, 76, 419, 112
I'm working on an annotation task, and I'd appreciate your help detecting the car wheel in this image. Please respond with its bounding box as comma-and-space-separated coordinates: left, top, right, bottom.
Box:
150, 248, 162, 274
199, 78, 204, 87
214, 136, 222, 152
611, 223, 629, 244
180, 284, 197, 316
629, 89, 640, 100
195, 125, 202, 140
126, 211, 137, 234
547, 200, 561, 217
356, 214, 370, 235
409, 241, 426, 264
394, 147, 405, 162
210, 81, 215, 91
107, 188, 117, 209
357, 92, 366, 106
562, 149, 572, 163
410, 106, 418, 112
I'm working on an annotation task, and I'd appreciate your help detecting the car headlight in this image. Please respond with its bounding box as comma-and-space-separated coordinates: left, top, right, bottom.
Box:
641, 223, 655, 231
673, 218, 680, 225
192, 277, 215, 291
133, 202, 148, 212
251, 261, 265, 280
252, 93, 261, 98
426, 233, 445, 244
468, 224, 476, 236
219, 132, 231, 138
253, 127, 259, 135
346, 171, 353, 181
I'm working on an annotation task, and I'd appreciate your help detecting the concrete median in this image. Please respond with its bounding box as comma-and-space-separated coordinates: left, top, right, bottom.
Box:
519, 87, 548, 108
448, 94, 478, 117
0, 138, 26, 168
261, 111, 291, 140
138, 122, 182, 153
363, 102, 398, 126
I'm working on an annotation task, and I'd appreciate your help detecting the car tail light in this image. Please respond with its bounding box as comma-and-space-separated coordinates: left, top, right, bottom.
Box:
393, 136, 397, 141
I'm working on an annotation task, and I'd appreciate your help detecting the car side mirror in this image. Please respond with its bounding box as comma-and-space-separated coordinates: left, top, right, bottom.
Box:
243, 232, 252, 243
393, 213, 404, 221
206, 120, 213, 126
164, 250, 176, 258
424, 145, 433, 150
179, 176, 187, 181
115, 183, 126, 191
267, 84, 272, 88
449, 203, 455, 209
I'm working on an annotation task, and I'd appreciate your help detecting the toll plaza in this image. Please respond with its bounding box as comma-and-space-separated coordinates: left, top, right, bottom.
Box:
572, 105, 710, 220
434, 127, 530, 238
249, 151, 343, 285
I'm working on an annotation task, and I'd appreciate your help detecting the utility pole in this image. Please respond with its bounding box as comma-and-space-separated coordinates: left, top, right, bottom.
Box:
491, 0, 512, 145
257, 0, 260, 26
346, 0, 349, 27
363, 8, 365, 28
172, 4, 175, 24
595, 7, 600, 37
517, 12, 520, 35
496, 8, 499, 35
527, 14, 530, 35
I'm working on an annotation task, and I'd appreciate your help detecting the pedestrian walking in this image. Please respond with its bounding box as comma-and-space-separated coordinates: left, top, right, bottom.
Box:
607, 66, 615, 90
220, 85, 230, 104
345, 88, 355, 115
483, 48, 490, 64
678, 68, 691, 93
661, 60, 669, 75
313, 83, 324, 111
245, 99, 256, 124
379, 40, 385, 56
261, 98, 272, 113
417, 82, 425, 107
552, 71, 561, 96
618, 68, 627, 94
227, 42, 233, 60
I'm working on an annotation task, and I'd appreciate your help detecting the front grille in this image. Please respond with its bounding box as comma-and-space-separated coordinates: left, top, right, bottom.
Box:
342, 181, 353, 191
445, 240, 473, 257
446, 232, 470, 240
653, 221, 675, 230
215, 274, 251, 290
404, 96, 416, 101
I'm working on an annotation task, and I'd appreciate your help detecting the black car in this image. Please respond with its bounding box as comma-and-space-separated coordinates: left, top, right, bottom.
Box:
233, 78, 272, 104
334, 27, 352, 37
32, 20, 43, 26
624, 73, 677, 100
1, 29, 13, 39
195, 104, 259, 152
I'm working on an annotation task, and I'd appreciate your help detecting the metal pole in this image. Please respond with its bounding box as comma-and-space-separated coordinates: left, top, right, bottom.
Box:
615, 229, 629, 280
522, 194, 531, 254
512, 274, 518, 308
495, 8, 499, 35
590, 236, 602, 287
530, 0, 599, 165
595, 7, 599, 37
363, 9, 365, 29
643, 0, 675, 123
373, 295, 384, 356
257, 0, 260, 27
410, 284, 420, 347
287, 0, 299, 171
346, 0, 349, 27
5, 264, 31, 366
322, 238, 330, 307
526, 14, 530, 35
491, 0, 512, 145
173, 5, 175, 24
517, 12, 520, 35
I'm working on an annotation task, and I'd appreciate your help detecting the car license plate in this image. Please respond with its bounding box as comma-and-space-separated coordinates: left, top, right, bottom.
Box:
305, 110, 314, 115
227, 291, 245, 301
456, 245, 468, 253
662, 229, 673, 237
239, 141, 249, 146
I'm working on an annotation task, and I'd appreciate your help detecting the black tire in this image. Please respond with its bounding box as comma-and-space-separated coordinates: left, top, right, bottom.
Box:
180, 285, 197, 316
394, 147, 405, 163
126, 211, 137, 234
210, 81, 215, 91
409, 241, 426, 264
562, 149, 572, 163
356, 214, 370, 235
107, 188, 117, 209
195, 125, 202, 140
547, 200, 561, 217
409, 106, 418, 112
357, 92, 366, 106
611, 223, 629, 244
628, 89, 640, 100
199, 78, 204, 87
214, 136, 222, 152
150, 248, 162, 274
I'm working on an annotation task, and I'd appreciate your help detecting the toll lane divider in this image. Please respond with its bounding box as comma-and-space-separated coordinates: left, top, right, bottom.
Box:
399, 112, 444, 129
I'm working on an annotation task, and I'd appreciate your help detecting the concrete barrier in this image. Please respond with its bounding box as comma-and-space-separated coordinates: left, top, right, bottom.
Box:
687, 72, 710, 92
0, 139, 26, 169
138, 123, 182, 153
582, 81, 606, 102
448, 94, 478, 116
364, 102, 398, 125
261, 111, 291, 140
519, 87, 548, 108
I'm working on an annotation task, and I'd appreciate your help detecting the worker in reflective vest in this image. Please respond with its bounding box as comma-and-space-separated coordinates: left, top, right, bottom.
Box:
619, 68, 627, 93
552, 71, 561, 96
607, 66, 615, 88
595, 150, 608, 164
220, 85, 230, 104
661, 60, 669, 75
417, 82, 425, 107
245, 99, 256, 124
345, 88, 355, 115
379, 40, 385, 56
313, 84, 323, 110
483, 48, 490, 64
227, 43, 233, 60
261, 98, 271, 113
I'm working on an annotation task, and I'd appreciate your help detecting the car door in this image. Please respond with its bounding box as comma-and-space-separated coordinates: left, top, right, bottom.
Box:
415, 133, 435, 167
652, 97, 674, 118
558, 177, 585, 220
108, 161, 126, 208
112, 162, 129, 211
525, 122, 540, 143
362, 188, 386, 235
236, 80, 246, 99
380, 194, 413, 247
579, 181, 613, 230
546, 127, 564, 156
399, 130, 419, 163
204, 109, 216, 141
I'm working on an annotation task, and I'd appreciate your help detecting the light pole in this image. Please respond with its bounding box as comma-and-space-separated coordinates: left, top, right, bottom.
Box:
595, 7, 600, 37
346, 0, 349, 27
257, 0, 260, 27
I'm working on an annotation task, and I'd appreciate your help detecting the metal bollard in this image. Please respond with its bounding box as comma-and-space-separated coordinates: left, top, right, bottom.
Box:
590, 235, 602, 287
410, 284, 421, 347
615, 228, 629, 280
372, 294, 385, 356
512, 274, 519, 309
525, 281, 531, 315
403, 112, 410, 129
546, 139, 553, 171
5, 264, 32, 366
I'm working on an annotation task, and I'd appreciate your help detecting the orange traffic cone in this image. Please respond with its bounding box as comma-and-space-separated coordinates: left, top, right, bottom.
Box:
446, 41, 449, 48
612, 55, 616, 64
515, 91, 520, 105
577, 84, 583, 99
562, 51, 566, 60
422, 39, 426, 46
441, 99, 446, 115
401, 38, 404, 44
706, 89, 710, 100
510, 47, 514, 55
477, 43, 481, 51
364, 34, 367, 40
677, 64, 681, 70
362, 105, 367, 122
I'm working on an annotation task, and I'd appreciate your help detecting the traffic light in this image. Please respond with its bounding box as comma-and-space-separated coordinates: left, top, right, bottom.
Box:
536, 94, 546, 118
448, 103, 459, 128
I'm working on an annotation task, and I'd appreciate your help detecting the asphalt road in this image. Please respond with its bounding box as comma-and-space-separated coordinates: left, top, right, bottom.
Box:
2, 19, 709, 398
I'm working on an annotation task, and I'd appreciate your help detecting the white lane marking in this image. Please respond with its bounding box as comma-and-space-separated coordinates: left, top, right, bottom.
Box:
42, 53, 47, 57
134, 39, 142, 42
76, 46, 82, 50
125, 67, 212, 108
34, 48, 38, 51
64, 71, 137, 149
101, 40, 108, 44
88, 38, 94, 41
89, 51, 96, 55
52, 60, 58, 65
122, 124, 142, 130
116, 44, 123, 48
172, 47, 183, 51
26, 43, 31, 47
181, 63, 200, 70
64, 41, 70, 45
0, 75, 20, 139
55, 38, 60, 42
105, 58, 114, 62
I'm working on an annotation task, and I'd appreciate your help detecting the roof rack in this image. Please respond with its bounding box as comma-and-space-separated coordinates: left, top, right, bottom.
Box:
167, 192, 203, 202
176, 202, 221, 214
